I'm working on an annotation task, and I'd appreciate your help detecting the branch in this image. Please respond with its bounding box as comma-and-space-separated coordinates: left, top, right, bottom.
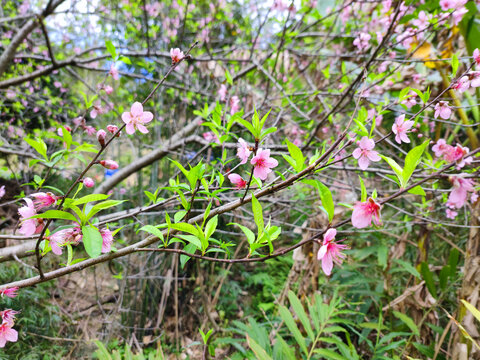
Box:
0, 0, 66, 78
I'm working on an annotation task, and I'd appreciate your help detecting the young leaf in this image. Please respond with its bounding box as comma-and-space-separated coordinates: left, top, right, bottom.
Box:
138, 225, 165, 243
105, 40, 117, 60
251, 195, 264, 232
380, 155, 405, 187
25, 137, 48, 160
30, 210, 78, 222
286, 139, 305, 172
358, 176, 367, 202
82, 225, 103, 258
403, 140, 429, 186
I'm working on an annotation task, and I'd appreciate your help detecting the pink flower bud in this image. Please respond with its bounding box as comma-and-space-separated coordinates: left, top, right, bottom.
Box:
99, 160, 119, 170
104, 85, 114, 95
97, 129, 107, 147
106, 124, 118, 134
83, 177, 95, 188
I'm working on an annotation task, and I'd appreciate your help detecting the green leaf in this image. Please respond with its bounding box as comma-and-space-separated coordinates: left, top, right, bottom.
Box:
205, 215, 218, 240
225, 69, 233, 86
448, 248, 460, 277
86, 200, 125, 220
138, 225, 164, 243
392, 259, 421, 279
279, 305, 308, 356
236, 118, 257, 138
452, 53, 459, 76
105, 40, 117, 60
420, 262, 437, 298
247, 335, 273, 360
174, 210, 187, 223
408, 186, 426, 196
303, 179, 334, 222
380, 156, 404, 187
461, 300, 480, 324
30, 210, 77, 222
25, 137, 48, 160
72, 194, 110, 206
393, 311, 420, 336
251, 195, 264, 232
313, 349, 345, 360
176, 234, 202, 249
358, 176, 367, 202
180, 243, 197, 269
287, 291, 315, 342
170, 222, 200, 237
439, 265, 450, 290
231, 223, 256, 244
403, 141, 429, 186
286, 139, 305, 172
82, 226, 103, 258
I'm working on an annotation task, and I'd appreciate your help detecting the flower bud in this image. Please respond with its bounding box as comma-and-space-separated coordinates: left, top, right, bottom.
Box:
83, 177, 95, 188
99, 160, 119, 170
97, 129, 107, 147
106, 124, 118, 134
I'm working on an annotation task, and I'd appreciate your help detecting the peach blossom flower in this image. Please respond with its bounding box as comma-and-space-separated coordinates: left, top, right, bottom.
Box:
122, 102, 154, 135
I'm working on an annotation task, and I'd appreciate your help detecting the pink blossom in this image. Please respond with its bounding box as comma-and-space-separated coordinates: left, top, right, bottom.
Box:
469, 71, 480, 88
434, 101, 452, 119
452, 7, 468, 26
202, 131, 220, 144
0, 287, 18, 299
84, 126, 96, 136
31, 192, 57, 210
83, 177, 95, 188
100, 228, 114, 253
0, 323, 18, 348
447, 174, 475, 209
432, 139, 449, 157
412, 11, 430, 30
122, 102, 154, 135
48, 227, 82, 255
352, 136, 381, 170
18, 198, 41, 236
0, 309, 18, 326
109, 64, 119, 80
0, 185, 5, 199
250, 148, 278, 180
317, 228, 348, 276
353, 32, 371, 51
90, 101, 104, 119
452, 76, 470, 93
170, 48, 184, 63
446, 208, 458, 219
107, 124, 118, 134
440, 0, 456, 10
228, 174, 247, 189
230, 96, 241, 115
402, 94, 417, 109
471, 193, 478, 203
474, 48, 480, 65
219, 84, 227, 101
392, 114, 414, 144
97, 129, 106, 146
351, 197, 382, 229
237, 138, 251, 164
100, 160, 119, 170
104, 85, 114, 95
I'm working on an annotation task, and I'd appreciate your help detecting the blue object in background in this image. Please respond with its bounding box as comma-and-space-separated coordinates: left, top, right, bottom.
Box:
105, 168, 119, 179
